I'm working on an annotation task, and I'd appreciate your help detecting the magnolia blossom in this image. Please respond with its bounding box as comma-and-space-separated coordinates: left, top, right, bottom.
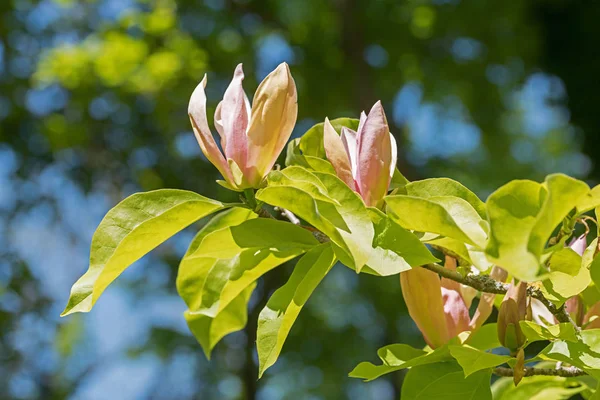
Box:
323, 102, 397, 207
188, 63, 297, 189
400, 257, 504, 349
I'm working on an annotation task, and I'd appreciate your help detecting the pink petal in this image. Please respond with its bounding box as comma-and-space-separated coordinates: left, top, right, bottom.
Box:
355, 101, 392, 207
389, 133, 398, 179
441, 287, 471, 338
323, 118, 354, 189
246, 62, 297, 185
569, 234, 587, 256
188, 75, 233, 185
221, 64, 250, 176
340, 127, 358, 179
400, 268, 450, 349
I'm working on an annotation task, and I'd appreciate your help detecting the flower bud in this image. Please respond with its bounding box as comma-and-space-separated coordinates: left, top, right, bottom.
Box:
497, 281, 527, 351
188, 63, 297, 189
400, 267, 470, 349
323, 101, 397, 207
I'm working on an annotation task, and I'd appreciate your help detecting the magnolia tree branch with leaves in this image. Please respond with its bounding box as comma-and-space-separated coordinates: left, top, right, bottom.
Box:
62, 63, 600, 398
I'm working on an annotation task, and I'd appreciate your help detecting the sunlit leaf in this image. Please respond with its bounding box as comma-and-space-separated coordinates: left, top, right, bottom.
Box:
185, 283, 255, 359
449, 345, 512, 377
385, 195, 487, 247
62, 189, 224, 316
491, 375, 588, 400
366, 208, 438, 276
520, 321, 578, 343
403, 177, 486, 219
401, 361, 492, 400
256, 167, 374, 272
257, 243, 336, 377
348, 344, 452, 381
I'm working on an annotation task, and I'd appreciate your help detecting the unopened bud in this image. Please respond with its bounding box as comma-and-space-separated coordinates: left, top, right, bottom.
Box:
497, 281, 527, 351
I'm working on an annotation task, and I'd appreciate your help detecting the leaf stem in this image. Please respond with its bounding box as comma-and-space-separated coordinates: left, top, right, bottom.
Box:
493, 366, 586, 377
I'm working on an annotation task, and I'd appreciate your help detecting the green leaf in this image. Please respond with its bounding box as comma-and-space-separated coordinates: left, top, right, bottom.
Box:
520, 321, 578, 343
465, 323, 502, 351
185, 283, 255, 358
256, 168, 374, 272
542, 248, 590, 303
62, 189, 224, 316
589, 252, 600, 292
403, 178, 486, 219
425, 236, 493, 271
528, 174, 590, 258
485, 180, 545, 281
491, 375, 588, 400
348, 344, 452, 381
366, 208, 438, 276
576, 184, 600, 214
284, 138, 336, 173
298, 117, 359, 158
177, 207, 255, 310
449, 345, 511, 377
257, 243, 336, 377
401, 361, 492, 400
390, 167, 410, 190
486, 175, 590, 281
541, 329, 600, 378
385, 195, 487, 247
185, 218, 318, 318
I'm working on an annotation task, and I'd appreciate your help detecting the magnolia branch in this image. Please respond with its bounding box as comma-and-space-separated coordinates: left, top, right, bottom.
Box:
493, 366, 586, 378
421, 263, 576, 326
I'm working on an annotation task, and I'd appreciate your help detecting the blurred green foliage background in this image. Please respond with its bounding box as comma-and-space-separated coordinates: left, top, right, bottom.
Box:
1, 0, 599, 399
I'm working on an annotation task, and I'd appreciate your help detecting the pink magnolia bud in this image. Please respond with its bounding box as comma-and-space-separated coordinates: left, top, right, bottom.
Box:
497, 281, 527, 351
400, 267, 470, 349
323, 101, 397, 207
188, 63, 297, 189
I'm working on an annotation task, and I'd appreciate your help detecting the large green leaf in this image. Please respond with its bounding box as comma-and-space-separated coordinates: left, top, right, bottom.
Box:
541, 329, 600, 378
256, 167, 374, 272
528, 174, 589, 258
177, 208, 256, 357
542, 248, 590, 304
485, 180, 545, 281
177, 207, 255, 310
184, 218, 318, 318
385, 195, 487, 247
348, 344, 452, 381
520, 321, 578, 343
491, 375, 588, 400
486, 175, 590, 281
576, 185, 600, 214
366, 208, 438, 276
449, 345, 512, 377
62, 189, 224, 316
464, 323, 502, 350
185, 283, 255, 358
403, 177, 486, 219
401, 361, 492, 400
257, 243, 336, 377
